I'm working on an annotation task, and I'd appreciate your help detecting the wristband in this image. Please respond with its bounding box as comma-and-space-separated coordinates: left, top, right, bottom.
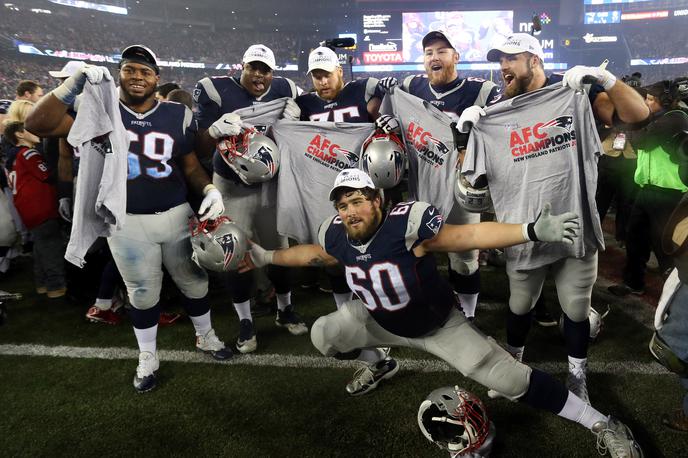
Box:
522, 223, 538, 242
203, 184, 217, 195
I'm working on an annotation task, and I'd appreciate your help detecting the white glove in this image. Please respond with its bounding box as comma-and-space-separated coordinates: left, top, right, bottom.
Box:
52, 65, 112, 105
282, 98, 301, 120
198, 184, 224, 222
457, 106, 486, 133
562, 65, 617, 91
522, 203, 580, 245
378, 77, 398, 93
248, 242, 275, 268
374, 114, 400, 134
208, 113, 242, 139
58, 197, 72, 222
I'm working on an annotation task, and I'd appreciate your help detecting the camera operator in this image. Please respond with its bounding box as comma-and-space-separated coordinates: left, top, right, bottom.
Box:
609, 80, 688, 297
650, 127, 688, 432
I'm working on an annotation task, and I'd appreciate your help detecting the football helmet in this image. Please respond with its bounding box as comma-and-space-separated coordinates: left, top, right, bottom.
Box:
217, 127, 280, 184
418, 386, 490, 455
559, 305, 611, 341
360, 132, 407, 189
189, 216, 248, 272
454, 174, 491, 213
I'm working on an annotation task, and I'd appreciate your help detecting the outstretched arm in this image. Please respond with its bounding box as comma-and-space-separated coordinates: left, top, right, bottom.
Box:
239, 243, 339, 273
416, 203, 579, 256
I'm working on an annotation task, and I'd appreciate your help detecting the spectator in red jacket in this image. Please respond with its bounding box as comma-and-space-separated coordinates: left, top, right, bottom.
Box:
4, 121, 65, 298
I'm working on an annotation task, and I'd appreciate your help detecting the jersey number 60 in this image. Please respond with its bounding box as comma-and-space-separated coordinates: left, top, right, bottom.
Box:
346, 262, 410, 312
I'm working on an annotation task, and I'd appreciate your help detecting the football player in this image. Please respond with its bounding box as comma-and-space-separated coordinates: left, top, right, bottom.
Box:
242, 168, 643, 458
194, 44, 305, 354
25, 45, 231, 393
458, 33, 650, 404
376, 31, 499, 321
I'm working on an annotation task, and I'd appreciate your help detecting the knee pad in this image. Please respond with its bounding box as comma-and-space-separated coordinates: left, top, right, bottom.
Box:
448, 253, 479, 276
128, 286, 160, 310
310, 315, 342, 357
561, 298, 590, 323
473, 338, 530, 400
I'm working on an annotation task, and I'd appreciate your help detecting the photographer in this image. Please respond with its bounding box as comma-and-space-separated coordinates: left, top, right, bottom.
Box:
609, 80, 688, 297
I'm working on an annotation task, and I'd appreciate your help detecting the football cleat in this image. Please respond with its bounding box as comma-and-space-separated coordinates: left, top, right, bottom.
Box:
592, 416, 644, 458
275, 305, 308, 336
196, 329, 232, 360
345, 357, 399, 396
236, 319, 257, 354
133, 351, 159, 393
567, 371, 590, 405
85, 306, 122, 325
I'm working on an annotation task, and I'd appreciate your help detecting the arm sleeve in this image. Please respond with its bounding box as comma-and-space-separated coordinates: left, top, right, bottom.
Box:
317, 215, 336, 252
475, 81, 498, 107
365, 78, 383, 102
404, 202, 444, 250
193, 78, 221, 130
23, 150, 51, 181
178, 106, 198, 157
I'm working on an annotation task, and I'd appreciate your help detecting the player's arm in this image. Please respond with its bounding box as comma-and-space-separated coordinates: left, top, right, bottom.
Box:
238, 243, 338, 273
180, 152, 224, 221
366, 77, 383, 119
416, 203, 579, 257
592, 86, 650, 128
25, 65, 111, 138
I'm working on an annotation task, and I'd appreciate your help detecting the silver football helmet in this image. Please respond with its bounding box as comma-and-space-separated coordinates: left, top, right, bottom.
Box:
559, 305, 611, 341
189, 216, 248, 272
217, 127, 280, 184
455, 174, 491, 213
360, 132, 407, 189
418, 386, 491, 456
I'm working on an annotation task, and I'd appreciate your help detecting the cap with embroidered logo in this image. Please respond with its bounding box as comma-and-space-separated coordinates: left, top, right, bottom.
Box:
243, 44, 276, 70
308, 47, 340, 74
487, 33, 544, 62
329, 168, 376, 201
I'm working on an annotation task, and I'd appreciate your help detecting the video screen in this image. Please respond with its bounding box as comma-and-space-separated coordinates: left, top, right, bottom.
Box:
402, 10, 513, 62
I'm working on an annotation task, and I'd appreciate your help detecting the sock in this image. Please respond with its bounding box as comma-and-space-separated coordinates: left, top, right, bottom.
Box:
94, 298, 111, 311
557, 391, 607, 430
569, 356, 587, 375
133, 324, 158, 354
357, 348, 386, 364
563, 314, 590, 358
233, 300, 252, 321
189, 310, 212, 337
457, 293, 478, 318
277, 292, 291, 311
507, 309, 533, 348
506, 344, 525, 360
333, 292, 353, 309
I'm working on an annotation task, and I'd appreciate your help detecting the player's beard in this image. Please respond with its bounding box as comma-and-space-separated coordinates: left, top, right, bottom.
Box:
122, 85, 156, 106
428, 63, 455, 86
504, 62, 534, 99
344, 208, 382, 242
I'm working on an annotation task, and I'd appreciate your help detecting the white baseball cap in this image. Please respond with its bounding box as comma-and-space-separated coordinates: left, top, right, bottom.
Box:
329, 169, 376, 201
49, 60, 86, 78
487, 33, 545, 62
243, 44, 276, 70
308, 46, 340, 74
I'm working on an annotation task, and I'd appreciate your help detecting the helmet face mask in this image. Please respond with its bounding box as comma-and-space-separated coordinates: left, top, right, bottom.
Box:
217, 128, 280, 184
418, 386, 490, 455
361, 132, 407, 189
189, 216, 248, 272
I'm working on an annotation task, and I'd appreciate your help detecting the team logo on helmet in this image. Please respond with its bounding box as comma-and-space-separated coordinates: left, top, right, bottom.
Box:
254, 145, 277, 176
216, 233, 237, 270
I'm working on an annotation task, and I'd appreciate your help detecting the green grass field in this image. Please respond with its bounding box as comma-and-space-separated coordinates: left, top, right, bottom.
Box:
1, 256, 686, 457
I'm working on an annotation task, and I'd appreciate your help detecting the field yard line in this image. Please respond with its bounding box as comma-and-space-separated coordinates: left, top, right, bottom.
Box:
0, 343, 668, 375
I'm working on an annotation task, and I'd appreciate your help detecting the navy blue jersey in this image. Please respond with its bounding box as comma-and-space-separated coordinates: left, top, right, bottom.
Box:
121, 101, 196, 214
487, 73, 604, 107
296, 78, 382, 123
194, 75, 298, 182
320, 201, 457, 338
402, 75, 499, 121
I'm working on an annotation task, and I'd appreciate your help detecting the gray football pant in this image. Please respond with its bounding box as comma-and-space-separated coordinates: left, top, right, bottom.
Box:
311, 300, 532, 398
507, 251, 598, 322
108, 203, 208, 310
446, 204, 480, 275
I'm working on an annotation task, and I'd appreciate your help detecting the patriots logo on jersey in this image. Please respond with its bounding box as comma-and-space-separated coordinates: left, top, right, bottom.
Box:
426, 214, 443, 235
193, 88, 201, 103
216, 233, 237, 270
254, 145, 277, 176
542, 116, 574, 132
